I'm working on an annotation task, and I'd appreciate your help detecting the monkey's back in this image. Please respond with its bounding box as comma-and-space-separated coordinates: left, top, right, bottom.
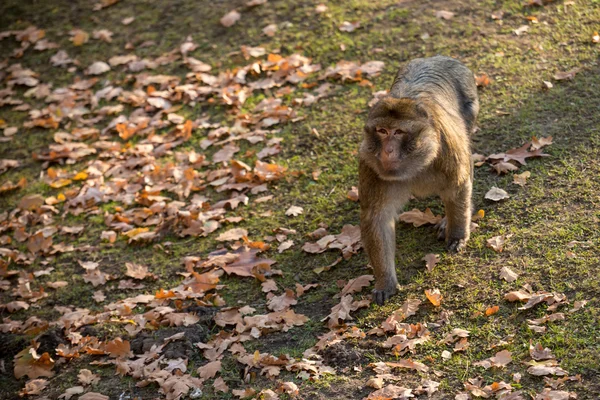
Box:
390, 56, 479, 132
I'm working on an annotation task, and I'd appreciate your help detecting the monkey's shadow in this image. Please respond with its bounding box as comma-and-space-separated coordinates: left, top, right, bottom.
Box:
393, 199, 447, 283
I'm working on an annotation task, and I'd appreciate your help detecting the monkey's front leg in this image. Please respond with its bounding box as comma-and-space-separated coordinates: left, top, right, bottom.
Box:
361, 207, 399, 305
442, 181, 472, 252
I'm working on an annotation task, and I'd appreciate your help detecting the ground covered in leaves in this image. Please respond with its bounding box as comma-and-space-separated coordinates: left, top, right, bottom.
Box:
0, 0, 599, 399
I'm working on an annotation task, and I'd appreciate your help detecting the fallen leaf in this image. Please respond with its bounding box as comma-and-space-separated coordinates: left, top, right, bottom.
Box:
285, 205, 303, 217
399, 208, 442, 227
554, 68, 580, 81
435, 10, 455, 20
340, 275, 374, 296
485, 305, 499, 316
339, 21, 361, 32
347, 186, 359, 201
487, 235, 508, 252
499, 266, 519, 282
513, 171, 531, 186
514, 25, 529, 35
422, 254, 439, 272
85, 61, 111, 75
221, 10, 241, 27
485, 187, 509, 201
198, 360, 221, 380
425, 289, 442, 307
216, 228, 248, 242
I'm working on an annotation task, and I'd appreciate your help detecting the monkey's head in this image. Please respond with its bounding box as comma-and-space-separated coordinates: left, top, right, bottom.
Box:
360, 97, 440, 181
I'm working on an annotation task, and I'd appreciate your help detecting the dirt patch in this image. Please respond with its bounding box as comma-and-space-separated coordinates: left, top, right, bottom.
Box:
130, 324, 210, 360
320, 341, 367, 371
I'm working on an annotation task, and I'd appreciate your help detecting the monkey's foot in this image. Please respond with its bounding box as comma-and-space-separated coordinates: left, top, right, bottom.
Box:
447, 237, 467, 252
435, 217, 447, 240
372, 284, 398, 305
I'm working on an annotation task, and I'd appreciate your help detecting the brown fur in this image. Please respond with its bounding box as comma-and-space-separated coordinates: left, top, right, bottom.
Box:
358, 56, 479, 305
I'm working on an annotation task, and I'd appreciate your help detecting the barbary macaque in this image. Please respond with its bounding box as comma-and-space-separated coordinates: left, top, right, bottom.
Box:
359, 56, 479, 305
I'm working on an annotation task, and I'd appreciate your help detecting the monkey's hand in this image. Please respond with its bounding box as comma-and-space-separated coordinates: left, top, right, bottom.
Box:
372, 282, 398, 305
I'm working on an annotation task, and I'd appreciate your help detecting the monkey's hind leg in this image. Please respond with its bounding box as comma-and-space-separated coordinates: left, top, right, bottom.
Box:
441, 181, 472, 252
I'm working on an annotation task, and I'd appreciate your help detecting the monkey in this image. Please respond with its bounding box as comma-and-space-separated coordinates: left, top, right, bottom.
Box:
359, 56, 479, 305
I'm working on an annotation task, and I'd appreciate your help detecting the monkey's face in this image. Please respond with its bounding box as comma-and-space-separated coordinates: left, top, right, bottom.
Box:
360, 97, 440, 181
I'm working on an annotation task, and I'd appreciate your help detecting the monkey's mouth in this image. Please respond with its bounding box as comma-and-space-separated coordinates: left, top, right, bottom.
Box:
380, 160, 402, 172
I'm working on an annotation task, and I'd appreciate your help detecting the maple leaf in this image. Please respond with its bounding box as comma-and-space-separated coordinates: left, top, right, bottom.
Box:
422, 254, 439, 272
531, 136, 553, 150
399, 208, 442, 227
277, 240, 294, 253
504, 142, 549, 165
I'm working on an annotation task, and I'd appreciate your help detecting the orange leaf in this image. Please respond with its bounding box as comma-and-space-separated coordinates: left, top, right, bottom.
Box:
425, 289, 442, 307
485, 305, 500, 316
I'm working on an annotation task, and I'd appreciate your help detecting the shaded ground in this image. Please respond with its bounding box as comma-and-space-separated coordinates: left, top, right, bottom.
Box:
0, 0, 599, 399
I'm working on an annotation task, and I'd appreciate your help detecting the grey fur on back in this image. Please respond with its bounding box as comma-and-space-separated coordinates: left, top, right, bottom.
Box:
390, 56, 479, 133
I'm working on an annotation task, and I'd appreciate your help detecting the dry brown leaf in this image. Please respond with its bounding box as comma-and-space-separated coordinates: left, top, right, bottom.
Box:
78, 369, 100, 385
386, 359, 429, 372
422, 254, 439, 272
198, 360, 221, 380
487, 234, 509, 252
267, 289, 297, 312
216, 228, 248, 242
499, 266, 519, 282
485, 186, 509, 201
554, 68, 580, 81
221, 10, 241, 27
399, 208, 442, 227
347, 186, 359, 201
339, 21, 361, 32
435, 10, 455, 19
513, 171, 531, 186
285, 205, 303, 217
14, 346, 55, 379
340, 275, 374, 296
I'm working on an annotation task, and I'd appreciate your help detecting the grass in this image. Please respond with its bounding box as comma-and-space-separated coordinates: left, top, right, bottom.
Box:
1, 0, 599, 398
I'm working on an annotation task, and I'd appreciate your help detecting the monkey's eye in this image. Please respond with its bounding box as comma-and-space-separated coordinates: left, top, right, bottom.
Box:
393, 130, 403, 136
376, 128, 387, 135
